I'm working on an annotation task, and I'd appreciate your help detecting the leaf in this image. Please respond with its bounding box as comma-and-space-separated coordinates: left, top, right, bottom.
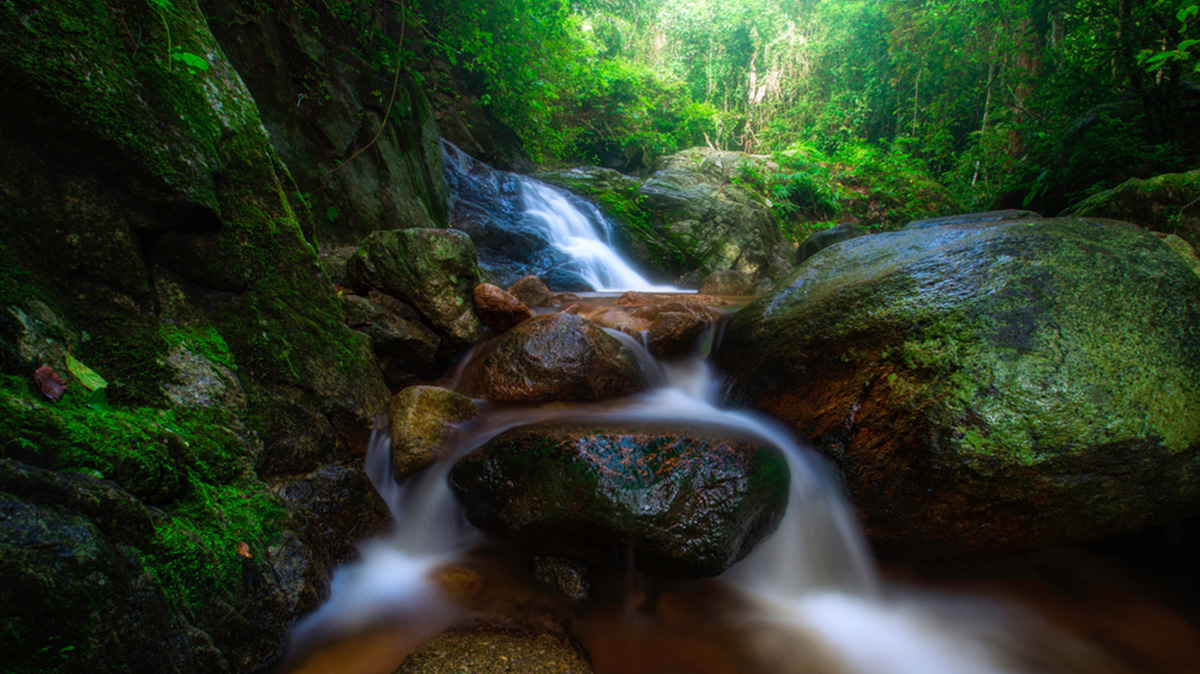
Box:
86, 387, 113, 412
1180, 40, 1200, 51
66, 354, 108, 391
325, 205, 340, 222
1180, 5, 1199, 22
148, 0, 173, 11
33, 365, 67, 401
237, 541, 252, 559
170, 49, 210, 72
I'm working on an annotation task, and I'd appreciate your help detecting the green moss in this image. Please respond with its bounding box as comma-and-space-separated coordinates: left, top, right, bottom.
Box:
0, 374, 283, 610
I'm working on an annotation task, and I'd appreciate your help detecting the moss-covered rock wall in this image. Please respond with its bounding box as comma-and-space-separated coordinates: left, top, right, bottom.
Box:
0, 0, 391, 670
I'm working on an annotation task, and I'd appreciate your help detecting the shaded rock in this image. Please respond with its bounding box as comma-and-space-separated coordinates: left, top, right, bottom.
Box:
397, 612, 593, 674
646, 312, 709, 359
539, 268, 596, 293
509, 275, 559, 308
387, 386, 479, 478
347, 228, 483, 348
1, 301, 80, 375
903, 210, 1041, 231
699, 269, 757, 296
1066, 168, 1200, 250
461, 314, 648, 402
474, 283, 532, 332
556, 293, 582, 303
794, 223, 870, 265
449, 423, 790, 577
534, 556, 590, 603
341, 292, 441, 389
202, 0, 448, 244
717, 217, 1200, 559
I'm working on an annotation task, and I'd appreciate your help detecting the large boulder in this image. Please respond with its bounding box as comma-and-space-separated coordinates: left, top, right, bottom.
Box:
473, 283, 533, 332
460, 313, 648, 402
716, 217, 1200, 559
347, 228, 483, 349
449, 423, 790, 577
1066, 168, 1200, 250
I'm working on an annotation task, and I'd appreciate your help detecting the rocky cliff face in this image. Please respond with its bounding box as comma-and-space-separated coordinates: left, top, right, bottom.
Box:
0, 0, 395, 670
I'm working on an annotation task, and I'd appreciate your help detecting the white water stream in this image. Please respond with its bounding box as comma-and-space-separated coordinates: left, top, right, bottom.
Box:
516, 178, 677, 292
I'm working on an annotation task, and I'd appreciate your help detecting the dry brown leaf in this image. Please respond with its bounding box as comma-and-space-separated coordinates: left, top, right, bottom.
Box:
33, 365, 67, 401
236, 541, 252, 559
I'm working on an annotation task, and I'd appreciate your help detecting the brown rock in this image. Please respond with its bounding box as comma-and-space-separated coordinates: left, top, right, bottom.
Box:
699, 269, 757, 296
647, 312, 709, 358
396, 612, 592, 674
585, 307, 650, 336
615, 291, 727, 307
461, 313, 648, 402
508, 276, 558, 308
473, 283, 532, 332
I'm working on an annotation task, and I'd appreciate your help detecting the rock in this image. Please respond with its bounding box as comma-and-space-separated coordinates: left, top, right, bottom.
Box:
903, 210, 1041, 230
473, 283, 532, 332
794, 223, 870, 265
584, 307, 651, 336
397, 612, 593, 674
387, 386, 479, 478
533, 556, 590, 603
1, 301, 80, 375
508, 275, 559, 308
646, 312, 709, 359
539, 268, 596, 293
699, 269, 758, 296
717, 216, 1200, 559
449, 423, 790, 577
615, 291, 727, 308
347, 228, 483, 348
461, 314, 648, 402
203, 0, 449, 244
341, 292, 441, 388
1066, 168, 1200, 250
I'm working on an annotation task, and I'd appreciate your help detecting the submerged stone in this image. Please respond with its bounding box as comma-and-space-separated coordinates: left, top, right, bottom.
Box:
461, 313, 648, 402
449, 423, 790, 577
396, 612, 593, 674
717, 216, 1200, 559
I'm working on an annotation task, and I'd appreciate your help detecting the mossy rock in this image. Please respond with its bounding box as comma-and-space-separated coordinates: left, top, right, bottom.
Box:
716, 216, 1200, 559
347, 228, 484, 349
1066, 168, 1200, 251
449, 423, 790, 577
387, 386, 479, 478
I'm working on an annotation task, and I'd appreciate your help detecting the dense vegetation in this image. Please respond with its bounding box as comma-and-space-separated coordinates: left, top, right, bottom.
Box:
357, 0, 1199, 222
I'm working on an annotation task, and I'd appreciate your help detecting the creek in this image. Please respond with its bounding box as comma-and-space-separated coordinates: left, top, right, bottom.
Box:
278, 156, 1196, 674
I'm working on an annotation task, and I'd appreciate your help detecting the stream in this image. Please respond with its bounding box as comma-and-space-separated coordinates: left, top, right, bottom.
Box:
277, 155, 1198, 674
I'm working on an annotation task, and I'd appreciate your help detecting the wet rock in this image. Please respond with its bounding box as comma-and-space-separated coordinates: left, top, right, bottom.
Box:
396, 612, 593, 674
699, 269, 757, 296
1, 301, 80, 374
461, 314, 648, 402
539, 268, 595, 293
341, 292, 441, 389
508, 275, 559, 308
615, 291, 727, 308
1161, 234, 1200, 277
794, 223, 870, 265
646, 311, 709, 359
387, 386, 479, 478
474, 283, 533, 332
347, 228, 483, 348
584, 306, 651, 336
533, 557, 590, 604
717, 217, 1200, 559
449, 423, 790, 577
0, 462, 196, 674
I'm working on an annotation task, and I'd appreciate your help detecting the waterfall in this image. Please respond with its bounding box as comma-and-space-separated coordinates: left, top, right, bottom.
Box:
442, 141, 676, 292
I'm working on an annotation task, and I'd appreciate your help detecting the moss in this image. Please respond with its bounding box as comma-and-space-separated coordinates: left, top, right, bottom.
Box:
0, 374, 283, 610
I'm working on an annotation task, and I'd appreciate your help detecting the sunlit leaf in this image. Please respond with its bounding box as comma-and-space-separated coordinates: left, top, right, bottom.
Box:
66, 354, 108, 391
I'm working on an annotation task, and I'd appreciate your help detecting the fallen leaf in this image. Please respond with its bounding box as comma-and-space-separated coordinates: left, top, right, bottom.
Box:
237, 541, 252, 559
65, 354, 108, 391
33, 365, 67, 401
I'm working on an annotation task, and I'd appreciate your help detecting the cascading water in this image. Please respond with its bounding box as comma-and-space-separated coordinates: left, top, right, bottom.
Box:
283, 315, 1099, 674
441, 140, 676, 292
